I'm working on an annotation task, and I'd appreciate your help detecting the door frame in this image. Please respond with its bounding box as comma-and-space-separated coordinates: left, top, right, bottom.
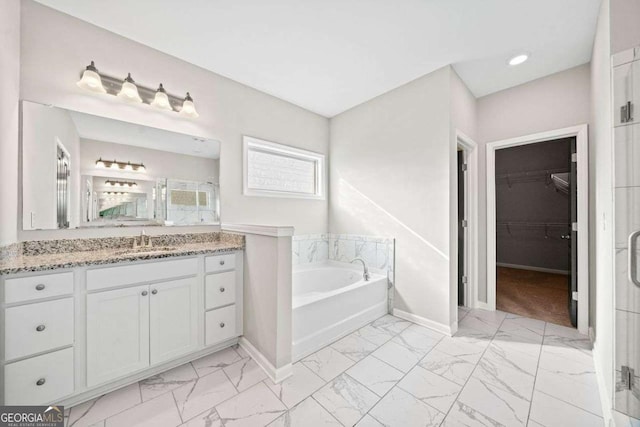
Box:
456, 130, 478, 310
486, 124, 589, 334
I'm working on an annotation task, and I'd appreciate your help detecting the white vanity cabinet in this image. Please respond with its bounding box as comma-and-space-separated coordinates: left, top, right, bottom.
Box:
86, 284, 150, 387
1, 250, 243, 406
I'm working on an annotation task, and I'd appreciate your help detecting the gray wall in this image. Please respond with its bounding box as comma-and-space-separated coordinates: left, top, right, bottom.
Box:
495, 138, 571, 272
591, 0, 615, 412
611, 0, 640, 54
0, 0, 20, 246
329, 66, 454, 330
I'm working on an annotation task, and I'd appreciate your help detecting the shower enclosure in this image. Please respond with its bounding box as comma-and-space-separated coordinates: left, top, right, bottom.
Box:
612, 47, 640, 420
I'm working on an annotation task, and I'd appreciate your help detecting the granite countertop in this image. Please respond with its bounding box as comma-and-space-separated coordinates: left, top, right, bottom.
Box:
0, 232, 245, 275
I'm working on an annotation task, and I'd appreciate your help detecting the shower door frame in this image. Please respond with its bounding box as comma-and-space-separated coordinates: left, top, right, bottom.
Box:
485, 124, 589, 334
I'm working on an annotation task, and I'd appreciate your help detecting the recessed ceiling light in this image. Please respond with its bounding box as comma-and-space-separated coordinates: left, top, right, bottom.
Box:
508, 53, 529, 66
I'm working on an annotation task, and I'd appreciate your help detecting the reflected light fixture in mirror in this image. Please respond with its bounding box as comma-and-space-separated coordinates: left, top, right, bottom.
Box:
117, 73, 143, 103
151, 84, 173, 111
76, 61, 107, 94
95, 158, 146, 172
180, 92, 200, 118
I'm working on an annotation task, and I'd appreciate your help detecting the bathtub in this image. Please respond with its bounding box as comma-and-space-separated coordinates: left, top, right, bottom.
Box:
292, 263, 388, 361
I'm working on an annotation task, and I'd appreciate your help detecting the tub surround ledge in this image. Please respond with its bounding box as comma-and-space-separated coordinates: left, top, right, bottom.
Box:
0, 232, 245, 275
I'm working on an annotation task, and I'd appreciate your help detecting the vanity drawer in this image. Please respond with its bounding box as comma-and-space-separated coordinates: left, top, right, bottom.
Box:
205, 272, 236, 309
205, 305, 237, 346
87, 258, 198, 291
205, 253, 235, 273
4, 272, 74, 304
4, 347, 74, 405
5, 298, 74, 361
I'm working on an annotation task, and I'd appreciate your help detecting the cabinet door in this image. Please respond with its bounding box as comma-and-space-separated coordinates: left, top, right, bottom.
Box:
614, 60, 640, 127
87, 285, 149, 387
149, 278, 199, 365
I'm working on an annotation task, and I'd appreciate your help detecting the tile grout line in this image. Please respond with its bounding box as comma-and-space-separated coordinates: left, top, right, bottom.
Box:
438, 311, 508, 424
346, 321, 449, 425
525, 320, 547, 426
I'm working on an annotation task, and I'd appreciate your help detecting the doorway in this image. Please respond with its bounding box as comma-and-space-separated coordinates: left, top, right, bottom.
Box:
486, 125, 588, 333
456, 131, 478, 315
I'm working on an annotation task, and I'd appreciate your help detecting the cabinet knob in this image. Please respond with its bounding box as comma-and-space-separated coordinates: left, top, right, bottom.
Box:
36, 378, 46, 386
151, 289, 158, 295
36, 324, 46, 332
35, 284, 45, 291
219, 260, 225, 266
142, 290, 148, 296
220, 287, 225, 293
219, 322, 225, 328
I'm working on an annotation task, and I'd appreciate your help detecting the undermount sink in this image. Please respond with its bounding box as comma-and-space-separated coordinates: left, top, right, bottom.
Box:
114, 246, 178, 256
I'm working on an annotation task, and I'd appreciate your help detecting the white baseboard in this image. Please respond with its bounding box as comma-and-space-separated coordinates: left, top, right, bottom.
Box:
393, 308, 455, 336
238, 337, 292, 384
497, 262, 569, 276
590, 327, 613, 426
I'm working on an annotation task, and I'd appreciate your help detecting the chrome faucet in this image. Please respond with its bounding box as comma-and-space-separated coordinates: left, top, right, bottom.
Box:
350, 257, 370, 281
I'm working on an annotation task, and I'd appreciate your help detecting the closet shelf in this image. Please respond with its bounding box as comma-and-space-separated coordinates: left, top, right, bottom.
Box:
496, 168, 569, 187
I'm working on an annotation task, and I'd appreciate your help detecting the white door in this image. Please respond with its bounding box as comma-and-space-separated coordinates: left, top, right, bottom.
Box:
87, 285, 150, 387
149, 278, 199, 365
613, 60, 640, 127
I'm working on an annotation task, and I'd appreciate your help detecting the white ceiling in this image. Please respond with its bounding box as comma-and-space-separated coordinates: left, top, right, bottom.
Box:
36, 0, 601, 117
69, 111, 221, 158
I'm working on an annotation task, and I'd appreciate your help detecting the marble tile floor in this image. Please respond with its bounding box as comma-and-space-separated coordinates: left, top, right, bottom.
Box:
64, 308, 604, 427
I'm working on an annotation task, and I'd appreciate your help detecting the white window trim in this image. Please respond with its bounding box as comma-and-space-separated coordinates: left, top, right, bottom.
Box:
242, 135, 326, 200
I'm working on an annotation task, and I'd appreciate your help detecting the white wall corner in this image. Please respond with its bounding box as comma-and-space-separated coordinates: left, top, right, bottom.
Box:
393, 308, 456, 336
222, 223, 295, 237
590, 328, 613, 426
238, 337, 293, 384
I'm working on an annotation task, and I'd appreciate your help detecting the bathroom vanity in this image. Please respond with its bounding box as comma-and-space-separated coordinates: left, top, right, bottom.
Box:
0, 233, 244, 406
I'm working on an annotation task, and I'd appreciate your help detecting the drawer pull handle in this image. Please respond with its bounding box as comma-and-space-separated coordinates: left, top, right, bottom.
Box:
219, 322, 225, 328
220, 287, 225, 293
219, 260, 225, 266
36, 378, 46, 386
151, 289, 158, 295
35, 284, 45, 291
36, 324, 46, 332
142, 290, 148, 296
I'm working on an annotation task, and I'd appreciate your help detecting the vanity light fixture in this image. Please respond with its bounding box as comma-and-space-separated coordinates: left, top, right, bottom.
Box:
76, 61, 199, 119
117, 73, 143, 103
76, 61, 107, 94
105, 180, 138, 188
179, 92, 200, 118
95, 158, 146, 172
151, 84, 172, 111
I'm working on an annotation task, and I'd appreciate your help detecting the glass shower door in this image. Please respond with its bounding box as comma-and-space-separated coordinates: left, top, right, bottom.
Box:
613, 54, 640, 419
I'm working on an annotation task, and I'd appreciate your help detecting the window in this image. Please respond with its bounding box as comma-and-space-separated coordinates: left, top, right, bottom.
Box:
243, 136, 325, 199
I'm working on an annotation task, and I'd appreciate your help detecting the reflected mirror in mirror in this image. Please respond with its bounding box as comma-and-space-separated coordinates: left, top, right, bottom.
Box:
21, 100, 220, 229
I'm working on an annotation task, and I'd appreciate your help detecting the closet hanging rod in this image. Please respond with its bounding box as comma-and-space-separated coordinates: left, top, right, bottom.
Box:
496, 167, 569, 180
496, 221, 570, 228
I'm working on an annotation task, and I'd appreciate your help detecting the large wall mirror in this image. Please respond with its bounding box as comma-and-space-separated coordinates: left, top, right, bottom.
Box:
21, 100, 221, 230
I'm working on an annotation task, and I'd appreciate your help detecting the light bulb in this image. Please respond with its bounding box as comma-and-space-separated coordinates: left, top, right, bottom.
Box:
179, 92, 199, 118
77, 61, 107, 94
138, 163, 146, 172
151, 83, 173, 111
117, 73, 143, 103
124, 162, 133, 172
110, 161, 119, 170
96, 158, 106, 168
